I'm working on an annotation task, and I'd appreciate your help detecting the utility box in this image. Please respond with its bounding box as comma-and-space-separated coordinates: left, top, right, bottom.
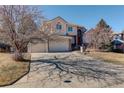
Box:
80, 46, 83, 53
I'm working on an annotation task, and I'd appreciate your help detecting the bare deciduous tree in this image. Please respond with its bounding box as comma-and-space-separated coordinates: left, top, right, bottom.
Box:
86, 19, 113, 51
0, 5, 44, 61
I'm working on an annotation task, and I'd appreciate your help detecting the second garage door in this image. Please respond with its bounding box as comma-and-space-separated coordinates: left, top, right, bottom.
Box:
49, 39, 71, 52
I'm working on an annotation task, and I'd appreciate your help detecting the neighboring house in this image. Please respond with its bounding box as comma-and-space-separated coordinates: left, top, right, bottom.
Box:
83, 28, 95, 48
112, 33, 124, 40
112, 33, 124, 52
28, 16, 86, 53
84, 28, 113, 50
0, 29, 11, 52
0, 42, 11, 52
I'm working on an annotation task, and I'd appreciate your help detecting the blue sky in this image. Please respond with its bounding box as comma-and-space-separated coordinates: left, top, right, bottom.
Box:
41, 5, 124, 32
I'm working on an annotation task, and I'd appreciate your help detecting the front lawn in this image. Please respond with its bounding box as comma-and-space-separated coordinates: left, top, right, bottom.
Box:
87, 52, 124, 65
0, 53, 30, 86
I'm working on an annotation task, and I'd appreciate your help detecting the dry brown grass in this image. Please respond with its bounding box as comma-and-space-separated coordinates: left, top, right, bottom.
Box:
0, 53, 29, 86
87, 52, 124, 65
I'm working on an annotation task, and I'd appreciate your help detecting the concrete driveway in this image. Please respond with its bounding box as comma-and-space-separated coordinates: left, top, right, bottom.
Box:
5, 52, 124, 88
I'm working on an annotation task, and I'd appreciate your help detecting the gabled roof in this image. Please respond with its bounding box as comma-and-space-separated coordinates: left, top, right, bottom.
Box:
85, 28, 95, 34
44, 16, 68, 24
50, 16, 68, 23
44, 16, 85, 28
68, 23, 83, 28
112, 39, 124, 44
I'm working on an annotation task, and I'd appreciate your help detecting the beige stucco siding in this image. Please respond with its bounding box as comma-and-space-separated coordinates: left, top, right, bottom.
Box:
67, 25, 77, 36
51, 17, 67, 35
42, 22, 52, 33
42, 17, 79, 36
71, 36, 76, 44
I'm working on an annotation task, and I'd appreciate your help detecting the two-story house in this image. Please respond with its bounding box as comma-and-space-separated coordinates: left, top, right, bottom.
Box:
28, 16, 86, 53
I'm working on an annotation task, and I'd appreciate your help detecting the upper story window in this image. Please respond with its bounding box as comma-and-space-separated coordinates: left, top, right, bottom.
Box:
68, 26, 73, 32
56, 23, 62, 30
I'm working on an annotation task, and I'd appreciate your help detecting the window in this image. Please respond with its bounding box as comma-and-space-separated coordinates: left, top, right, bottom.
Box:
68, 27, 73, 32
56, 23, 62, 30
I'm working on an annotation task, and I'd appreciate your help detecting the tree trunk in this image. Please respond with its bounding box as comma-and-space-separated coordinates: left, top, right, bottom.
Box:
14, 50, 24, 61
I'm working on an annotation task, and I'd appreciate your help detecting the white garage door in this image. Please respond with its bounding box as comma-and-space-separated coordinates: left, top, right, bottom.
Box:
28, 43, 47, 53
49, 39, 70, 52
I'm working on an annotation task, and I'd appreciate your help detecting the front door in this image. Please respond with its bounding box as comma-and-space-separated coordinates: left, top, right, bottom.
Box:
77, 29, 82, 46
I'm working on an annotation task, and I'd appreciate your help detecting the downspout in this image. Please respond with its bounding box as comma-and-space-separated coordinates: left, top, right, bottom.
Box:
47, 39, 49, 52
